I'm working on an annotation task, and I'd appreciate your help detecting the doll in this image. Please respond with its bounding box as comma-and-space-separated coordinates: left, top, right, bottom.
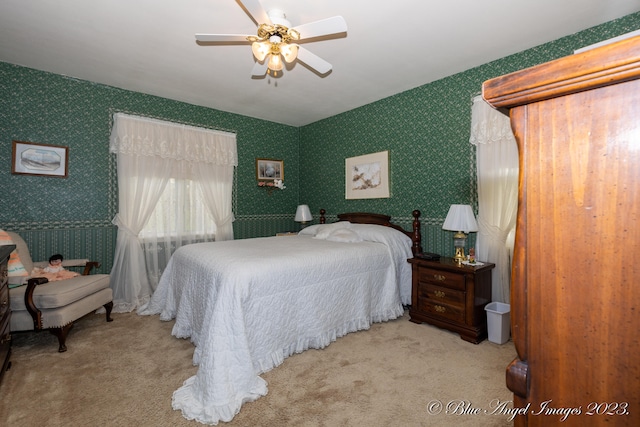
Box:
33, 254, 80, 281
43, 254, 65, 273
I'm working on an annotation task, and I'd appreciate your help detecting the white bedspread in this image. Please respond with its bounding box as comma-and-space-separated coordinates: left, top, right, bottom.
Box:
139, 223, 413, 425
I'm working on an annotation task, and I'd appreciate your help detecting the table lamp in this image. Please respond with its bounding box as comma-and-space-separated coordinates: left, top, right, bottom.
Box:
294, 204, 313, 228
442, 204, 478, 264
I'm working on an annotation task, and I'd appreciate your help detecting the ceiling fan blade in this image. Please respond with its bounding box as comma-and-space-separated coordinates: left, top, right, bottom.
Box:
195, 33, 252, 43
251, 61, 268, 77
292, 16, 347, 39
238, 0, 271, 26
296, 46, 332, 74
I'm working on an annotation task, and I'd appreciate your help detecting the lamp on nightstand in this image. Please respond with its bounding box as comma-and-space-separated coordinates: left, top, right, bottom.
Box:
294, 204, 313, 228
442, 204, 478, 264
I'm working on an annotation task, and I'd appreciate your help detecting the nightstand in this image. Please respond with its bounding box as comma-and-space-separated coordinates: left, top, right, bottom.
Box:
408, 256, 494, 344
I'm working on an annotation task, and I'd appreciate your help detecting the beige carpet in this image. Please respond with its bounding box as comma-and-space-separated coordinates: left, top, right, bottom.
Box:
1, 310, 516, 426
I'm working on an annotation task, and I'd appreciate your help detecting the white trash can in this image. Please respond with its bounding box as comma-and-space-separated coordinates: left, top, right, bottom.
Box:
485, 302, 510, 344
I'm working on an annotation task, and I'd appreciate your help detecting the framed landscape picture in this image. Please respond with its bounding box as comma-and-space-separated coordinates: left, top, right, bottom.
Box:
345, 150, 390, 199
11, 140, 69, 178
256, 158, 283, 181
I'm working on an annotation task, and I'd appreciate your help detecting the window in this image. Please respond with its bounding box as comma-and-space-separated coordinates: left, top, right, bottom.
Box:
140, 178, 216, 240
109, 112, 236, 311
139, 178, 217, 289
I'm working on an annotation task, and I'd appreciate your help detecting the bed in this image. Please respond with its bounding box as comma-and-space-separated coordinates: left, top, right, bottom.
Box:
139, 210, 422, 425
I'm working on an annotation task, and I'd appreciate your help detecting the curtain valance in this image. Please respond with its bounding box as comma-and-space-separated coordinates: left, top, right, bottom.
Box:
109, 113, 238, 166
469, 96, 514, 146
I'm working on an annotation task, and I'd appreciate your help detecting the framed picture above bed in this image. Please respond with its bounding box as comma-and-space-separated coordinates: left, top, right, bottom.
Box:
11, 140, 69, 178
256, 158, 283, 181
345, 150, 390, 199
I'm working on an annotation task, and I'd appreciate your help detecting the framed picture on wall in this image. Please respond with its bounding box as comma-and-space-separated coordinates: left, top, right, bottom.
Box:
11, 140, 69, 178
345, 150, 390, 199
256, 158, 284, 181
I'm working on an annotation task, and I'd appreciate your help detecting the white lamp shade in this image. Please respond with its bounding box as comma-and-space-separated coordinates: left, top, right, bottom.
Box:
281, 43, 299, 63
442, 204, 478, 233
267, 53, 283, 71
251, 41, 270, 62
295, 204, 313, 222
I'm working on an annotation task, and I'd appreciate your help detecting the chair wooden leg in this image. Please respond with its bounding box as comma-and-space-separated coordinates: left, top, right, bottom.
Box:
104, 301, 114, 322
50, 323, 74, 353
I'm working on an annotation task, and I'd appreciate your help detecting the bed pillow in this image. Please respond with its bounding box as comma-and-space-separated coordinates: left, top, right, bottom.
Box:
348, 224, 412, 254
297, 224, 322, 236
301, 221, 351, 239
325, 228, 363, 243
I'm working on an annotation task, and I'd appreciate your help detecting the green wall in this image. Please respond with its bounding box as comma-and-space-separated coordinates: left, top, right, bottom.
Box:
1, 12, 638, 270
0, 65, 300, 272
300, 12, 640, 255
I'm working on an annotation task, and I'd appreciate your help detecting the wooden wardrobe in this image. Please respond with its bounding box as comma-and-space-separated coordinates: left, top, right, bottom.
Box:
483, 36, 640, 426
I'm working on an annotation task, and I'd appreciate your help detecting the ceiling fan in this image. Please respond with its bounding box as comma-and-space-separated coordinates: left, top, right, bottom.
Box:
195, 0, 347, 77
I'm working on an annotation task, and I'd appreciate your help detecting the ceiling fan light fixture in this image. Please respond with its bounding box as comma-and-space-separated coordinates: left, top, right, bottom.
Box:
281, 43, 299, 63
251, 41, 270, 62
267, 53, 284, 71
196, 3, 347, 78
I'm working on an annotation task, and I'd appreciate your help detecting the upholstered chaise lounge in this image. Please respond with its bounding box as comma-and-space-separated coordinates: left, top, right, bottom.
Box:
6, 231, 113, 352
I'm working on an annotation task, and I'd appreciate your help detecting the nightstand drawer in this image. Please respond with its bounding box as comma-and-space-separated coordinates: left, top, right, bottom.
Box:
418, 283, 465, 306
417, 298, 465, 323
418, 267, 465, 291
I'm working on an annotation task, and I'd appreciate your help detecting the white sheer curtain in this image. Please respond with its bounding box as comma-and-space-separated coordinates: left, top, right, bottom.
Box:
194, 161, 235, 241
139, 174, 217, 289
469, 96, 519, 303
109, 113, 237, 312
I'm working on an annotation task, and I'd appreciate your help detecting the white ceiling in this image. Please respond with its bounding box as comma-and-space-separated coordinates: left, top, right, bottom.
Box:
1, 0, 639, 126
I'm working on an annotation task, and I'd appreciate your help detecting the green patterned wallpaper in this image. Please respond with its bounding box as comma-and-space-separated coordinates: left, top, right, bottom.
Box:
0, 65, 300, 271
300, 12, 640, 256
1, 12, 638, 268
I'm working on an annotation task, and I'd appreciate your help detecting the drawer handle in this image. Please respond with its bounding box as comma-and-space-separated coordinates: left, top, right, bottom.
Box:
434, 274, 446, 282
434, 305, 446, 313
1, 299, 7, 306
434, 290, 446, 298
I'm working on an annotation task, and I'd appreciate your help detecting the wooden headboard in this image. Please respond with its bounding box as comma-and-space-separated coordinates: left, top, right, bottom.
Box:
318, 209, 422, 256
